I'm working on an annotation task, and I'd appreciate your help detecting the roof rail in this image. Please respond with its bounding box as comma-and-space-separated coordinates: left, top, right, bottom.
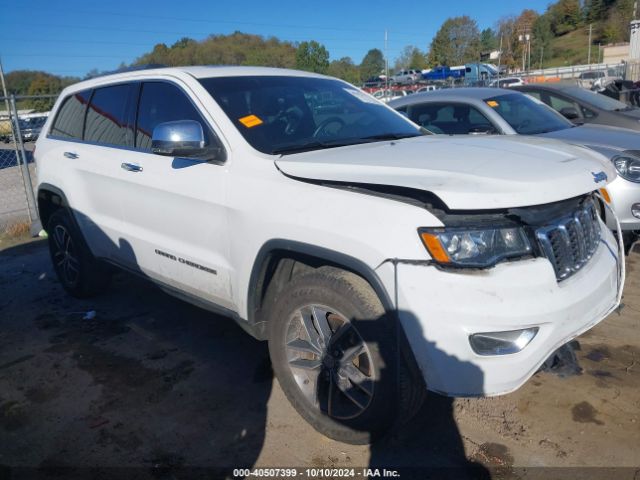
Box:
86, 64, 167, 79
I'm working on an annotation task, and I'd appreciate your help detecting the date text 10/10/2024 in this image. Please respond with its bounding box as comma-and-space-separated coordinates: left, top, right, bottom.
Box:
232, 468, 401, 478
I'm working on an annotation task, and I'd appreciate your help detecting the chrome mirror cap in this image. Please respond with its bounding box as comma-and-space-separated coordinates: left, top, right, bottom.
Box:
151, 120, 206, 157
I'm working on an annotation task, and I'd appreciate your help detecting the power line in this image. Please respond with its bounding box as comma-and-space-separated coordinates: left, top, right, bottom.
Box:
0, 8, 424, 40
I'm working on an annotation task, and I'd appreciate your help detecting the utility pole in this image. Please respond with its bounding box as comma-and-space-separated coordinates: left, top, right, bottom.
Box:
0, 56, 11, 120
497, 33, 503, 85
587, 23, 593, 65
384, 29, 388, 91
540, 45, 544, 70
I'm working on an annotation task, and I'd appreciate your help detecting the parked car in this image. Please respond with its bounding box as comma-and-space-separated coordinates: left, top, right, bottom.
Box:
390, 69, 421, 85
36, 66, 622, 444
422, 66, 464, 82
389, 87, 640, 250
513, 83, 640, 131
488, 77, 525, 88
577, 70, 609, 89
416, 85, 438, 93
373, 89, 409, 103
363, 76, 385, 88
19, 115, 49, 142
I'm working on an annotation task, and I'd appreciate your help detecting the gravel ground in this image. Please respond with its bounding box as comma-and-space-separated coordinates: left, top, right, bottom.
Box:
0, 238, 638, 479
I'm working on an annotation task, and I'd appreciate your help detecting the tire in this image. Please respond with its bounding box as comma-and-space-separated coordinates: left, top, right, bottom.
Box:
267, 267, 420, 444
47, 208, 111, 298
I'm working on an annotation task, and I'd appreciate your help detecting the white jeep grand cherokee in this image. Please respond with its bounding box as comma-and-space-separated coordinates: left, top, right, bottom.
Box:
35, 66, 623, 444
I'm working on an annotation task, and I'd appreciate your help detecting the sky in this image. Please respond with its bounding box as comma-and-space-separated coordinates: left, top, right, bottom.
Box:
0, 0, 552, 78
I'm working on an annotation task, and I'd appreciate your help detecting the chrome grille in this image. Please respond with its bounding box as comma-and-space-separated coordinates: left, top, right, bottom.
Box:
536, 201, 601, 281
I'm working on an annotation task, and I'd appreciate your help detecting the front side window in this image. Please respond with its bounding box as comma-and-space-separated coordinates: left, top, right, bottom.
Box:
50, 90, 91, 139
547, 92, 579, 113
484, 93, 573, 134
406, 102, 495, 135
136, 82, 214, 151
85, 84, 133, 147
198, 76, 421, 154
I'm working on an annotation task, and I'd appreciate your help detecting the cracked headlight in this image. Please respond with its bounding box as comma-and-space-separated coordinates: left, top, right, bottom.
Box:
419, 227, 532, 268
613, 155, 640, 183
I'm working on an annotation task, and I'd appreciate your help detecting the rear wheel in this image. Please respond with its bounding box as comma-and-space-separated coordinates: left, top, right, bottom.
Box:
267, 267, 422, 444
47, 209, 111, 298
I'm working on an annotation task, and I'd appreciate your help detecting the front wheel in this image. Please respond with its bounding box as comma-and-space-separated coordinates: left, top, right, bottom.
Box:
267, 268, 406, 444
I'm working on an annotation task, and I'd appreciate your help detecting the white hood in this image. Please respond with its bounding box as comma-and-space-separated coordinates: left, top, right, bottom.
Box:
275, 135, 616, 210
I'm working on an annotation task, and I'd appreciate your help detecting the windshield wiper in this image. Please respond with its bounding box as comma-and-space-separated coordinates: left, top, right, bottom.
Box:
271, 139, 360, 155
357, 132, 424, 141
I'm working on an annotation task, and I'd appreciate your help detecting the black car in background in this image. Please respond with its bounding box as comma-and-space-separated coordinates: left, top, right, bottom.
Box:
513, 83, 640, 131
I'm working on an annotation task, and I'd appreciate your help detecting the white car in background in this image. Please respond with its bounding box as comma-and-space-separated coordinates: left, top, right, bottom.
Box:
489, 77, 525, 88
373, 89, 409, 103
36, 66, 622, 444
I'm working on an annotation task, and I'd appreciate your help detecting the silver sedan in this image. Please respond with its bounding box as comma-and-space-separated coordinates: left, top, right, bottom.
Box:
389, 88, 640, 249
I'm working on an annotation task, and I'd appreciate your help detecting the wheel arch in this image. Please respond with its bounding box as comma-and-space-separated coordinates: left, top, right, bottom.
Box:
37, 183, 71, 229
246, 239, 394, 340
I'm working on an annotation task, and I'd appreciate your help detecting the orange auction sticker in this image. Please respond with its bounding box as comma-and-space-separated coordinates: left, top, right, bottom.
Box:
486, 100, 499, 108
239, 114, 264, 128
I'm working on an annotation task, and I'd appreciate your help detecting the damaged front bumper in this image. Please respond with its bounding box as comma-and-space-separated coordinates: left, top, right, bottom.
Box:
385, 225, 623, 397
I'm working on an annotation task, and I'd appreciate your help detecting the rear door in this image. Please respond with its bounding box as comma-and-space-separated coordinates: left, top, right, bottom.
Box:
47, 84, 136, 260
115, 80, 232, 309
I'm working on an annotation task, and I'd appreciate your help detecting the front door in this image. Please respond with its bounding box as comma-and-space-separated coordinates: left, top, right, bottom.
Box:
115, 80, 233, 310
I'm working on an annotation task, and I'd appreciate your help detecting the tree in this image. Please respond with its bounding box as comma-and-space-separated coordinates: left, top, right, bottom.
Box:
327, 57, 360, 84
428, 16, 481, 66
359, 48, 385, 81
548, 0, 582, 35
480, 28, 498, 53
394, 46, 426, 71
532, 14, 553, 68
26, 73, 61, 111
133, 33, 297, 69
295, 41, 330, 74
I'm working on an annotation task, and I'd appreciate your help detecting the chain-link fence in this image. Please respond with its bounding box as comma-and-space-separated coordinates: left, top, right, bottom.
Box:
0, 94, 56, 237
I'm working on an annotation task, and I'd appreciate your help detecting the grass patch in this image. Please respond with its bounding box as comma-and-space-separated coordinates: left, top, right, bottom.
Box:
4, 220, 30, 238
544, 29, 592, 69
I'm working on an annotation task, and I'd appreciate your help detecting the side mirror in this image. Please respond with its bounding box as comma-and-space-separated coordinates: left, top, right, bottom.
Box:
559, 107, 580, 121
151, 120, 224, 161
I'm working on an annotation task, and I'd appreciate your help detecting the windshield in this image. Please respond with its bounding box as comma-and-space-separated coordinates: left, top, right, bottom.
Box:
563, 86, 632, 111
198, 76, 421, 154
484, 93, 573, 134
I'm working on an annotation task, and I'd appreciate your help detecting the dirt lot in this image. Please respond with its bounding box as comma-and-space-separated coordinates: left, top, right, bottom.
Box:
0, 237, 639, 479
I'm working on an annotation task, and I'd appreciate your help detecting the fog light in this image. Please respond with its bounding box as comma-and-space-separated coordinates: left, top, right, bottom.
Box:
632, 203, 640, 219
469, 328, 539, 356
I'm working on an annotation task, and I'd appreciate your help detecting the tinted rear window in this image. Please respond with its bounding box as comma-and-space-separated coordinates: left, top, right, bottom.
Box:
50, 91, 91, 139
85, 84, 134, 147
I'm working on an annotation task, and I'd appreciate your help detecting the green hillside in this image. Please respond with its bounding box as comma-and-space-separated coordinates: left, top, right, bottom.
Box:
545, 29, 591, 68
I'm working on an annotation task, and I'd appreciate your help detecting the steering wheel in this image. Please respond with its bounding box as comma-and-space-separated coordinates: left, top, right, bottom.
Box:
278, 106, 304, 136
313, 116, 346, 138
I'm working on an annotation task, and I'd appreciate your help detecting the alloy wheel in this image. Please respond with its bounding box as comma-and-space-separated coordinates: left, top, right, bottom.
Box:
52, 224, 80, 287
285, 305, 374, 420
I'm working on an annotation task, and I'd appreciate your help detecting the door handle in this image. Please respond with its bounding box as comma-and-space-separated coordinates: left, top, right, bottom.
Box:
121, 163, 143, 173
63, 151, 79, 159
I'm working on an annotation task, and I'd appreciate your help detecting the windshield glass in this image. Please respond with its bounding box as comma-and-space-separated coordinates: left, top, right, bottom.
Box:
484, 93, 573, 134
198, 76, 421, 154
563, 86, 631, 111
